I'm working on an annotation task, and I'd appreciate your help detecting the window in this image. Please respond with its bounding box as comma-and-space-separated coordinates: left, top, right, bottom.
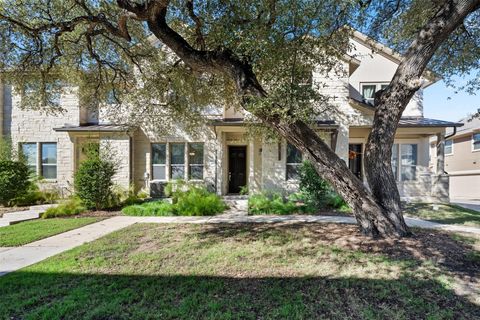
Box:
188, 143, 204, 180
152, 143, 167, 180
400, 144, 417, 181
286, 143, 302, 180
473, 133, 480, 151
41, 143, 57, 179
361, 83, 389, 103
445, 140, 453, 155
361, 85, 376, 102
170, 143, 185, 179
21, 143, 37, 174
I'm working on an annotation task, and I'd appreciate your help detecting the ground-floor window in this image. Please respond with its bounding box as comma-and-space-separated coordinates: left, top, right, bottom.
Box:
20, 142, 57, 179
286, 143, 302, 180
391, 143, 418, 181
151, 142, 204, 181
151, 143, 167, 180
188, 143, 204, 180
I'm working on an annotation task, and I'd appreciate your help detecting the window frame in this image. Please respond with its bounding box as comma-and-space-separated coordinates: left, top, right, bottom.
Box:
169, 143, 186, 180
151, 143, 167, 181
20, 142, 38, 175
391, 143, 418, 182
188, 142, 204, 181
286, 142, 302, 181
360, 82, 390, 103
472, 132, 480, 152
40, 142, 58, 180
445, 139, 454, 155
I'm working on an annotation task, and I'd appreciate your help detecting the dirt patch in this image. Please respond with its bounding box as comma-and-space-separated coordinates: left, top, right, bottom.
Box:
76, 210, 122, 218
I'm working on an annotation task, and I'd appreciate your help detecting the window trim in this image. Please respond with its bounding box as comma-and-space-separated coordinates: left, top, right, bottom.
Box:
188, 142, 205, 181
151, 143, 167, 181
472, 132, 480, 152
286, 142, 302, 181
40, 142, 58, 180
391, 143, 418, 182
360, 82, 390, 103
445, 139, 454, 155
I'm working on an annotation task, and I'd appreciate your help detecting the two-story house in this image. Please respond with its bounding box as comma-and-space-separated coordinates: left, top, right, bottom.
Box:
0, 30, 461, 202
430, 114, 480, 200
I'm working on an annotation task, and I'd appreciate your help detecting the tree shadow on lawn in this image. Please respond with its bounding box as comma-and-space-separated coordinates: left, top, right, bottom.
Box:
196, 223, 480, 278
0, 272, 479, 319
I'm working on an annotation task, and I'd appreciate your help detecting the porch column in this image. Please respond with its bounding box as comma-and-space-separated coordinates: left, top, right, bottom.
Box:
436, 133, 445, 174
0, 82, 3, 136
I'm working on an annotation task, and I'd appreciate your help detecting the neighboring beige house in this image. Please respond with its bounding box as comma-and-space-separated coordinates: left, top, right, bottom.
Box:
0, 31, 461, 201
430, 114, 480, 200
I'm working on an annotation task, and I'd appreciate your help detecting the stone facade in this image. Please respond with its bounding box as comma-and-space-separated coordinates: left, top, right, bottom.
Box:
0, 30, 458, 202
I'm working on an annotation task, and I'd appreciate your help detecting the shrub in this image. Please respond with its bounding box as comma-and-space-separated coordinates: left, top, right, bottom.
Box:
41, 198, 86, 218
122, 183, 227, 216
299, 161, 348, 210
10, 183, 60, 207
0, 160, 31, 206
122, 201, 173, 216
74, 154, 116, 210
248, 192, 313, 215
174, 186, 227, 216
109, 184, 146, 208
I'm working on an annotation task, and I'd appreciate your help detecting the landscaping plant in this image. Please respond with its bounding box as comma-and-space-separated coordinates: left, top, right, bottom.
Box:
74, 143, 116, 210
0, 160, 31, 206
41, 198, 87, 219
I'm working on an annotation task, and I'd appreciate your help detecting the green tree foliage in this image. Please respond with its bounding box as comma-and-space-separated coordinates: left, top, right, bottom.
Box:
0, 160, 31, 206
74, 144, 116, 210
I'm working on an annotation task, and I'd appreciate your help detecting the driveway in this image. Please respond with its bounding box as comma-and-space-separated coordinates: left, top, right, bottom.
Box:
451, 200, 480, 212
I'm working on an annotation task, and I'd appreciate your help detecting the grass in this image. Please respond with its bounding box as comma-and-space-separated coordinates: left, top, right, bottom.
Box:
404, 203, 480, 227
0, 223, 479, 319
0, 217, 101, 247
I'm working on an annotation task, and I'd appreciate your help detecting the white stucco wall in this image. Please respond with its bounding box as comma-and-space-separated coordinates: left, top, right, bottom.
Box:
348, 37, 424, 117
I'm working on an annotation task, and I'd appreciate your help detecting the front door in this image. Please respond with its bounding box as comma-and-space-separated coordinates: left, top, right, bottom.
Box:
228, 146, 247, 194
348, 144, 363, 180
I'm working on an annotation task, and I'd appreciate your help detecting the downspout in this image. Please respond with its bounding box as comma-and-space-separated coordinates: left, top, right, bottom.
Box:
441, 126, 457, 175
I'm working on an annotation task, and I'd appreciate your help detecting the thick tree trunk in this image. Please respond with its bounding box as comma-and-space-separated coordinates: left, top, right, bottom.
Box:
364, 0, 480, 216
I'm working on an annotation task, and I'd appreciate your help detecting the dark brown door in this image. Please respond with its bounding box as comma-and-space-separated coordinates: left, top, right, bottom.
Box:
348, 144, 363, 180
228, 146, 247, 194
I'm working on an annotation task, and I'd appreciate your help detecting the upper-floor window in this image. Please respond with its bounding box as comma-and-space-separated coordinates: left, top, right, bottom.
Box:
286, 143, 302, 181
361, 83, 389, 104
391, 143, 418, 181
473, 133, 480, 151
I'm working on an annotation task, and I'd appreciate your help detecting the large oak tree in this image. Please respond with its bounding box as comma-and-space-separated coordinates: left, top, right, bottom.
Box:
0, 0, 479, 237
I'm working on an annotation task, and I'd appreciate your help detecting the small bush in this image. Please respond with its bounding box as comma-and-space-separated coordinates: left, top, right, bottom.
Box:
0, 160, 31, 206
249, 192, 313, 215
299, 161, 348, 210
74, 149, 116, 210
122, 183, 227, 216
109, 184, 146, 208
10, 182, 60, 207
41, 198, 86, 218
174, 186, 227, 216
122, 201, 173, 216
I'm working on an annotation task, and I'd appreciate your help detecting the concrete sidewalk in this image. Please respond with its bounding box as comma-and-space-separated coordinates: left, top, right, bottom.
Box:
1, 214, 480, 277
451, 200, 480, 212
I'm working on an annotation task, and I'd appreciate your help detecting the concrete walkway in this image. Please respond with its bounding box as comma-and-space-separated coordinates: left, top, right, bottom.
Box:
451, 200, 480, 212
1, 214, 480, 276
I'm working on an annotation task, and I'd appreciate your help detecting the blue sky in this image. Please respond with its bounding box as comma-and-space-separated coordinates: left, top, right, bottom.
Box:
423, 76, 479, 121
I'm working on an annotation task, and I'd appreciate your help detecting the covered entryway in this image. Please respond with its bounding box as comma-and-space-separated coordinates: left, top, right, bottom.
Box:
228, 146, 247, 194
348, 143, 363, 180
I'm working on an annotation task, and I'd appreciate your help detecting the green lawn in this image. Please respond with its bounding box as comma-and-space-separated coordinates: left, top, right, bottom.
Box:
0, 223, 479, 319
404, 203, 480, 227
0, 217, 101, 247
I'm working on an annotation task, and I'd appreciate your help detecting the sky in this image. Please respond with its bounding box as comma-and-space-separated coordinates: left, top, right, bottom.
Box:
423, 75, 479, 122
